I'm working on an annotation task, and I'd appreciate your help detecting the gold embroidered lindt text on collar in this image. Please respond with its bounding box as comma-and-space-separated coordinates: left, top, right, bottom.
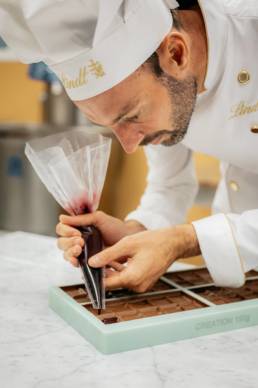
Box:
61, 60, 105, 89
230, 100, 258, 119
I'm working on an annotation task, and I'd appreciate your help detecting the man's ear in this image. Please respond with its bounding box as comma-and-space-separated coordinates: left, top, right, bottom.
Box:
156, 32, 190, 79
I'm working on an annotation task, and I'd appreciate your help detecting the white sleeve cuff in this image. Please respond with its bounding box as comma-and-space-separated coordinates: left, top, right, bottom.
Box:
125, 210, 172, 230
192, 213, 245, 288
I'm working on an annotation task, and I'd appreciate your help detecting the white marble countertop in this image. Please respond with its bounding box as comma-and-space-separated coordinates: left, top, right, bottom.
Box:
1, 231, 258, 388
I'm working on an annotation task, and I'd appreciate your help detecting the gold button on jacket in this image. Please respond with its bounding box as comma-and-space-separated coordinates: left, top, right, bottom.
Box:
238, 70, 251, 85
229, 181, 240, 192
251, 125, 258, 134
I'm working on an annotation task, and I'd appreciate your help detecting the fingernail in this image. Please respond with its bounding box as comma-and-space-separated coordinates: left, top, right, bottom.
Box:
89, 256, 100, 267
75, 246, 81, 254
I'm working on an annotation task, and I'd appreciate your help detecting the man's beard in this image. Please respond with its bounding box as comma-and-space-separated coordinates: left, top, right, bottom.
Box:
140, 74, 197, 147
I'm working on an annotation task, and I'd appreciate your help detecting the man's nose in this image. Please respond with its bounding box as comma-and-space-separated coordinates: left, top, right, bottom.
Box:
114, 126, 145, 154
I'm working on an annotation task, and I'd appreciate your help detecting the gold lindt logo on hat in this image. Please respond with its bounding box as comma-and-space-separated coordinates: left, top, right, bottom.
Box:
61, 60, 105, 89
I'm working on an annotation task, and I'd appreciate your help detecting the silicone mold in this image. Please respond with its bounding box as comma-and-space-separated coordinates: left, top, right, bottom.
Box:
49, 267, 258, 354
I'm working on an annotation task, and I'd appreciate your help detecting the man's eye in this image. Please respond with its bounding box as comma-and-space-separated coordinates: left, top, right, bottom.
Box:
125, 115, 139, 122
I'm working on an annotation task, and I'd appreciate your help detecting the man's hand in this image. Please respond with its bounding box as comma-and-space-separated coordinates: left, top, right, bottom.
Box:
56, 211, 145, 267
88, 224, 200, 293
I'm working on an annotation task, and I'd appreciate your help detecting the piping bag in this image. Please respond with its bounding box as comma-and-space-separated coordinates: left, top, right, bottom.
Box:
25, 128, 112, 311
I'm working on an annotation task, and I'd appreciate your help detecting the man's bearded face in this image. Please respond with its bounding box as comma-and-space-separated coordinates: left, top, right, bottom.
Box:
140, 72, 197, 147
75, 56, 198, 153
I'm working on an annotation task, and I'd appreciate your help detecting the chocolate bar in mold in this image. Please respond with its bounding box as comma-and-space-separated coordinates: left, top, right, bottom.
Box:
195, 279, 258, 305
81, 290, 207, 324
59, 269, 258, 325
164, 268, 213, 287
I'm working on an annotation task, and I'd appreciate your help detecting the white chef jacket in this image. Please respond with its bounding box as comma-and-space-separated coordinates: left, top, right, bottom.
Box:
126, 0, 258, 288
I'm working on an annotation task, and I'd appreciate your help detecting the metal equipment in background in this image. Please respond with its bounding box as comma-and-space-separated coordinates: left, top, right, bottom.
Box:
0, 60, 80, 235
0, 124, 64, 235
0, 61, 94, 235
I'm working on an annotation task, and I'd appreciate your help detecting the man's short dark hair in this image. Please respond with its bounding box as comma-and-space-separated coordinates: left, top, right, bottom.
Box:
177, 0, 198, 10
172, 0, 198, 29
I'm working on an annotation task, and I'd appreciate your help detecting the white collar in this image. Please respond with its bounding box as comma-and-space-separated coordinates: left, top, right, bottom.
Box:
198, 0, 228, 92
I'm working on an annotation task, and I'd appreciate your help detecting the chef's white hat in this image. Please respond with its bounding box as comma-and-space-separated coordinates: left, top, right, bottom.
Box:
0, 0, 179, 100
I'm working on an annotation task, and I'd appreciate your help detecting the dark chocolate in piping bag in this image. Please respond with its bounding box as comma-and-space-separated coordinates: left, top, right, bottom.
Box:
25, 128, 111, 311
78, 225, 105, 310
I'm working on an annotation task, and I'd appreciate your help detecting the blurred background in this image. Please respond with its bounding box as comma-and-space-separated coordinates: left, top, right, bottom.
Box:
0, 40, 220, 265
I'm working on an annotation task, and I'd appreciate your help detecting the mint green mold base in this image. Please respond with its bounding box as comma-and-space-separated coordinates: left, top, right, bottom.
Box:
49, 286, 258, 354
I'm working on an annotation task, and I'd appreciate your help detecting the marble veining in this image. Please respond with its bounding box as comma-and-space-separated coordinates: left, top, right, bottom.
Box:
0, 231, 258, 388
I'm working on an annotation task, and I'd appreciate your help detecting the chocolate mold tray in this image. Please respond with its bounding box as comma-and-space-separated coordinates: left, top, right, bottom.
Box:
49, 268, 258, 354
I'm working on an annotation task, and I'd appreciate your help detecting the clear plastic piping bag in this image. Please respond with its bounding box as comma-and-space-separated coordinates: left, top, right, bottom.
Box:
25, 128, 112, 310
